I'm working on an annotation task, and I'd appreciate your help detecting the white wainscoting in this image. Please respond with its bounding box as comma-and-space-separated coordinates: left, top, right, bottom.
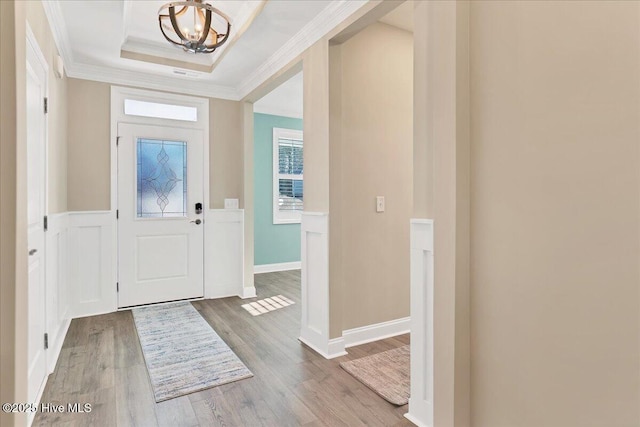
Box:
254, 261, 301, 274
45, 213, 71, 373
405, 219, 435, 427
68, 211, 117, 318
343, 316, 411, 349
299, 212, 346, 358
205, 209, 245, 299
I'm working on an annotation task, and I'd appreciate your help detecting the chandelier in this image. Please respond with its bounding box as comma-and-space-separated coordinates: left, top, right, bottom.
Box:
158, 0, 231, 54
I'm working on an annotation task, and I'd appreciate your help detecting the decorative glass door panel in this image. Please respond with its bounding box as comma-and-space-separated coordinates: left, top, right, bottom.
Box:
137, 139, 187, 218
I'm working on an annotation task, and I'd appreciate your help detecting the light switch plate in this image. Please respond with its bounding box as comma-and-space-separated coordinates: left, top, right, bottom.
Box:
376, 196, 385, 213
224, 198, 239, 209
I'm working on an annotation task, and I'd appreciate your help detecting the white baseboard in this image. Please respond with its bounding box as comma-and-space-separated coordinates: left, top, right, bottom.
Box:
404, 411, 430, 427
299, 336, 347, 359
328, 337, 348, 358
206, 289, 242, 300
343, 316, 410, 348
240, 286, 257, 299
254, 261, 301, 274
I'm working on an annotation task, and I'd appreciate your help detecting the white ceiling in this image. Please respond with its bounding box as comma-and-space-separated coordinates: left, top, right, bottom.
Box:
43, 0, 369, 100
253, 71, 303, 119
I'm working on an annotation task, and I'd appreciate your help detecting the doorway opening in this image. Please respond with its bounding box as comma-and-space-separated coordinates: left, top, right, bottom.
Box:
250, 70, 304, 313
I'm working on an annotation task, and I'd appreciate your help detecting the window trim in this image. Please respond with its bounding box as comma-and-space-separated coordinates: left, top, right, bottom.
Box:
272, 127, 303, 225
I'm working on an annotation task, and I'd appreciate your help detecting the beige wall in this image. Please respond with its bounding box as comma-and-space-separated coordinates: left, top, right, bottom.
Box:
469, 1, 640, 426
66, 79, 245, 211
330, 23, 413, 333
67, 78, 110, 211
328, 43, 344, 338
24, 0, 68, 214
303, 41, 331, 213
1, 2, 18, 425
210, 98, 244, 208
412, 0, 473, 423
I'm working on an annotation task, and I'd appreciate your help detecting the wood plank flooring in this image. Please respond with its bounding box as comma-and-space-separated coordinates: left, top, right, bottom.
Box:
34, 270, 413, 427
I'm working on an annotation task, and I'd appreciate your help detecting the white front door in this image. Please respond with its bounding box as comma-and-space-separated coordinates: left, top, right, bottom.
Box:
117, 123, 205, 307
26, 36, 48, 405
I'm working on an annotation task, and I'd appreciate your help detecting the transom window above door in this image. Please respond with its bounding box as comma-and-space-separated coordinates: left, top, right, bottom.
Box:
273, 128, 303, 224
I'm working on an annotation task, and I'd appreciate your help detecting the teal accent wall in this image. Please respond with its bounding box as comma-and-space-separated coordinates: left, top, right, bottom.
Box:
254, 113, 303, 266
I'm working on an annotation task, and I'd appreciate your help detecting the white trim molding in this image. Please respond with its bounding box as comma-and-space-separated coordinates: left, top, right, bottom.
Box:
299, 212, 346, 358
241, 286, 257, 299
68, 211, 117, 318
205, 209, 245, 299
343, 317, 410, 349
45, 213, 72, 374
254, 261, 301, 274
405, 219, 435, 427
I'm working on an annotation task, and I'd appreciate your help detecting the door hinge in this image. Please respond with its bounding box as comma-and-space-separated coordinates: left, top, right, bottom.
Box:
43, 215, 48, 231
116, 209, 119, 219
116, 136, 120, 146
44, 333, 49, 350
43, 97, 48, 114
116, 282, 119, 292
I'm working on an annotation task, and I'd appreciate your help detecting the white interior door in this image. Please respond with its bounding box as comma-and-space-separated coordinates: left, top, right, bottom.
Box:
117, 123, 204, 307
26, 36, 48, 405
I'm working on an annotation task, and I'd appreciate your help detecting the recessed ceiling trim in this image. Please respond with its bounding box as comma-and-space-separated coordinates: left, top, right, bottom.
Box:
207, 0, 269, 72
237, 0, 369, 99
120, 49, 213, 73
121, 1, 268, 74
67, 62, 240, 100
121, 0, 133, 46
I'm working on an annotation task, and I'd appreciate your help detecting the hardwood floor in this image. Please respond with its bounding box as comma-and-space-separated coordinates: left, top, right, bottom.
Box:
34, 270, 413, 427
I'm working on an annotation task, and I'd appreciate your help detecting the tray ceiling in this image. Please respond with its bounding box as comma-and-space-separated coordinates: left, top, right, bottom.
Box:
43, 0, 369, 100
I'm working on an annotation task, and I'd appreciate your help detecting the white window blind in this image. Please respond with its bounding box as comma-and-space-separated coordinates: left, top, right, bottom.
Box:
273, 128, 303, 224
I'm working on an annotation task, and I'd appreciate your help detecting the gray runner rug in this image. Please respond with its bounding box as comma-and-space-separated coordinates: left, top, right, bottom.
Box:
340, 345, 410, 406
132, 301, 253, 402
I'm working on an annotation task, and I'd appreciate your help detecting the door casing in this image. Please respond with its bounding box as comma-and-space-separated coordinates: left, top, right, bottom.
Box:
110, 87, 210, 310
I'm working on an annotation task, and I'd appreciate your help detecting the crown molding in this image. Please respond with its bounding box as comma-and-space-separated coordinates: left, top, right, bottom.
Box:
67, 62, 240, 100
236, 0, 369, 99
41, 0, 75, 65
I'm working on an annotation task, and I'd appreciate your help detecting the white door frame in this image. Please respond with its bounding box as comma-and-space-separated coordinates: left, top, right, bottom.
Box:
110, 86, 210, 308
26, 22, 49, 421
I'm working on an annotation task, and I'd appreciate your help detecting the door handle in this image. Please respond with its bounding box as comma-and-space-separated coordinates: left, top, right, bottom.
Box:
29, 249, 38, 256
190, 219, 202, 225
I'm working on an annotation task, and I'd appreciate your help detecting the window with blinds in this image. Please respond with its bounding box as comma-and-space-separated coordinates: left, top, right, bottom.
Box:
273, 127, 303, 224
